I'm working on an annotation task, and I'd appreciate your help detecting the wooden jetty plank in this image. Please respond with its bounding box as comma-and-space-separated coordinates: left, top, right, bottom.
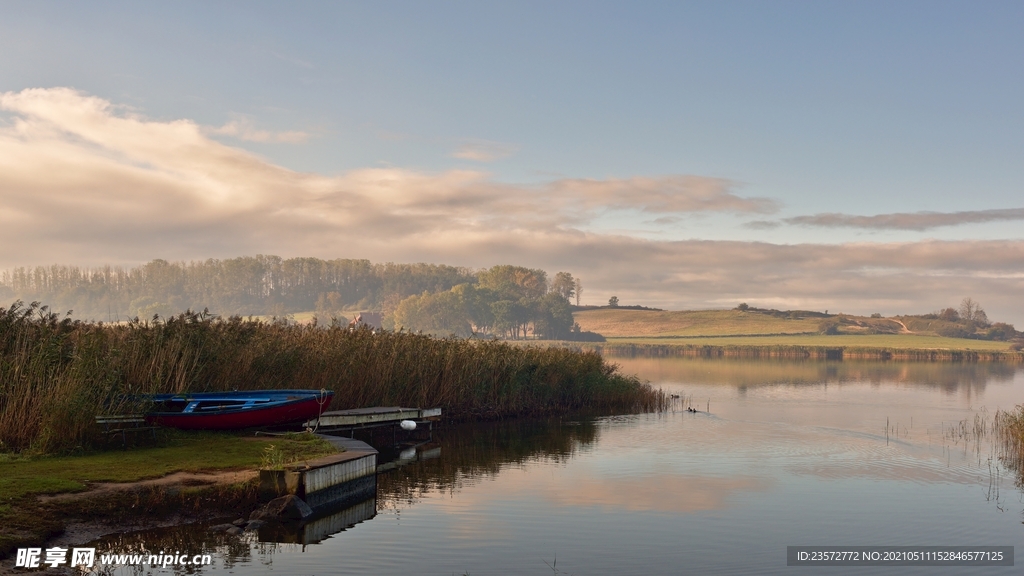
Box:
305, 406, 442, 429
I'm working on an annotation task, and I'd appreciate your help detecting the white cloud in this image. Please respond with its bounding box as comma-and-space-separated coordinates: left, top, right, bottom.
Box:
2, 88, 1023, 324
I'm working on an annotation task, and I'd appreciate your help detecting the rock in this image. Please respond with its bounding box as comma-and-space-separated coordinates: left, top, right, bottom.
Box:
232, 518, 247, 527
209, 523, 235, 532
262, 495, 314, 520
244, 519, 266, 532
226, 526, 243, 536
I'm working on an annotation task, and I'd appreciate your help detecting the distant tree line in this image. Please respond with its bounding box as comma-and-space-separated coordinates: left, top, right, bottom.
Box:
918, 297, 1017, 341
0, 257, 603, 341
391, 266, 602, 340
0, 256, 475, 321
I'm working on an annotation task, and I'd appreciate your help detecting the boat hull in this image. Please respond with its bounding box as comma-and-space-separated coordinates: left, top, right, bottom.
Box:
145, 390, 333, 430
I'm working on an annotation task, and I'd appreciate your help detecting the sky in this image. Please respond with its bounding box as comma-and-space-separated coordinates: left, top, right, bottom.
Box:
1, 1, 1022, 322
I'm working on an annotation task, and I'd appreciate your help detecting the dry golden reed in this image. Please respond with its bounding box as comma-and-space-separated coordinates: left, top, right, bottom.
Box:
995, 405, 1024, 485
0, 302, 665, 454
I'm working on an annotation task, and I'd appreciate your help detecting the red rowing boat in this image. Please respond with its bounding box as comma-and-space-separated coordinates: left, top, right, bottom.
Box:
144, 390, 334, 430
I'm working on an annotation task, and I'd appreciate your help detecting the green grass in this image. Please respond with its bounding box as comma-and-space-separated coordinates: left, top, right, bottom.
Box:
0, 431, 336, 558
0, 432, 336, 501
604, 334, 1013, 350
574, 308, 827, 337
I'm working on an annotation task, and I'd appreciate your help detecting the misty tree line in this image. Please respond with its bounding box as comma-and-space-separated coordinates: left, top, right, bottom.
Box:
0, 257, 594, 340
390, 268, 596, 339
0, 256, 474, 320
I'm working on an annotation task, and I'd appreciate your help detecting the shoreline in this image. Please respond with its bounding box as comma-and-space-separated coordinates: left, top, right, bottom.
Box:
533, 341, 1024, 362
0, 472, 262, 565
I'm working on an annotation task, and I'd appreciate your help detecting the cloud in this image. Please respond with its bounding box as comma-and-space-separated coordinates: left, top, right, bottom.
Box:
548, 176, 778, 214
2, 88, 1024, 325
744, 219, 781, 230
771, 208, 1024, 231
452, 139, 519, 162
209, 117, 309, 143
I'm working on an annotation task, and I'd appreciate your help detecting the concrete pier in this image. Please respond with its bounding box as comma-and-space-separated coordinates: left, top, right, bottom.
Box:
259, 435, 378, 511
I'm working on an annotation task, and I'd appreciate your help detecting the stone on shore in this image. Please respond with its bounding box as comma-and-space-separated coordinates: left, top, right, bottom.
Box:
251, 495, 313, 521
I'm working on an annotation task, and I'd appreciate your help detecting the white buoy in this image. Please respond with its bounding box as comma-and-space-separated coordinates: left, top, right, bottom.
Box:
400, 420, 416, 431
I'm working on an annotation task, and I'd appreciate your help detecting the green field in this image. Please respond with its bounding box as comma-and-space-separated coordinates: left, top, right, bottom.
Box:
573, 308, 1017, 352
574, 308, 827, 337
604, 334, 1013, 351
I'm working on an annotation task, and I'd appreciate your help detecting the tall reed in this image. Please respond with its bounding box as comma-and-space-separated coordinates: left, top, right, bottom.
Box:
995, 405, 1024, 486
0, 302, 665, 454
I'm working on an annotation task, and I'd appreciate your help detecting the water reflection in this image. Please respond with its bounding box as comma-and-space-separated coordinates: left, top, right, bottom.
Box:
377, 418, 599, 510
607, 356, 1020, 393
87, 525, 255, 575
256, 497, 376, 545
65, 359, 1024, 575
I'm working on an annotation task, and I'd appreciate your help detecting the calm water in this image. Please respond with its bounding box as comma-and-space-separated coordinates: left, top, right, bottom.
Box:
87, 358, 1024, 575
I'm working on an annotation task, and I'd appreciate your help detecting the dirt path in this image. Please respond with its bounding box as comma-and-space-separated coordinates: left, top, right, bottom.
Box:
38, 469, 256, 503
892, 318, 913, 334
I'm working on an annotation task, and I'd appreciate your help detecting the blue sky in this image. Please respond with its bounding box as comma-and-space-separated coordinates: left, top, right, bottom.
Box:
1, 1, 1022, 320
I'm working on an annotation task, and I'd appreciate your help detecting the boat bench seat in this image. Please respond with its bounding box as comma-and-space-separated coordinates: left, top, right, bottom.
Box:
185, 398, 271, 412
94, 415, 158, 445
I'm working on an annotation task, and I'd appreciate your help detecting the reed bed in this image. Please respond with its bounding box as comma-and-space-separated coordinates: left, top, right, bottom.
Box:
0, 302, 665, 454
995, 406, 1024, 485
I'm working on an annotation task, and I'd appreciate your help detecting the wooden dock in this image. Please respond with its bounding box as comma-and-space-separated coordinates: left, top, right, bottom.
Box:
306, 406, 441, 432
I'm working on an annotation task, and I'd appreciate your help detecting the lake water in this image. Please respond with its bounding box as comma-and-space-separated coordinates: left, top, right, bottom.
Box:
86, 358, 1024, 575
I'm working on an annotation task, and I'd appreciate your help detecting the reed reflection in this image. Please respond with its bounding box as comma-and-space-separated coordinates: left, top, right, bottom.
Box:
377, 417, 599, 511
609, 356, 1021, 394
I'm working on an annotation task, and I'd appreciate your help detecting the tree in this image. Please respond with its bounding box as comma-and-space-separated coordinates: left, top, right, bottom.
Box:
986, 322, 1016, 341
550, 272, 575, 301
574, 278, 583, 306
452, 283, 494, 334
958, 298, 981, 323
608, 296, 619, 307
534, 292, 575, 340
315, 291, 344, 319
477, 265, 547, 301
818, 319, 840, 335
490, 300, 517, 339
392, 290, 473, 337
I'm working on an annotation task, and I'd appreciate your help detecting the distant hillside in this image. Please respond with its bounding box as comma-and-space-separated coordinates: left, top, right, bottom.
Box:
573, 308, 828, 338
573, 306, 1019, 345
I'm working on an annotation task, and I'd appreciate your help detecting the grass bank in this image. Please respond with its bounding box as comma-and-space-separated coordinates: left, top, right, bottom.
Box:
605, 334, 1014, 350
514, 334, 1024, 361
574, 308, 825, 337
0, 302, 665, 455
0, 431, 335, 557
589, 339, 1022, 361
